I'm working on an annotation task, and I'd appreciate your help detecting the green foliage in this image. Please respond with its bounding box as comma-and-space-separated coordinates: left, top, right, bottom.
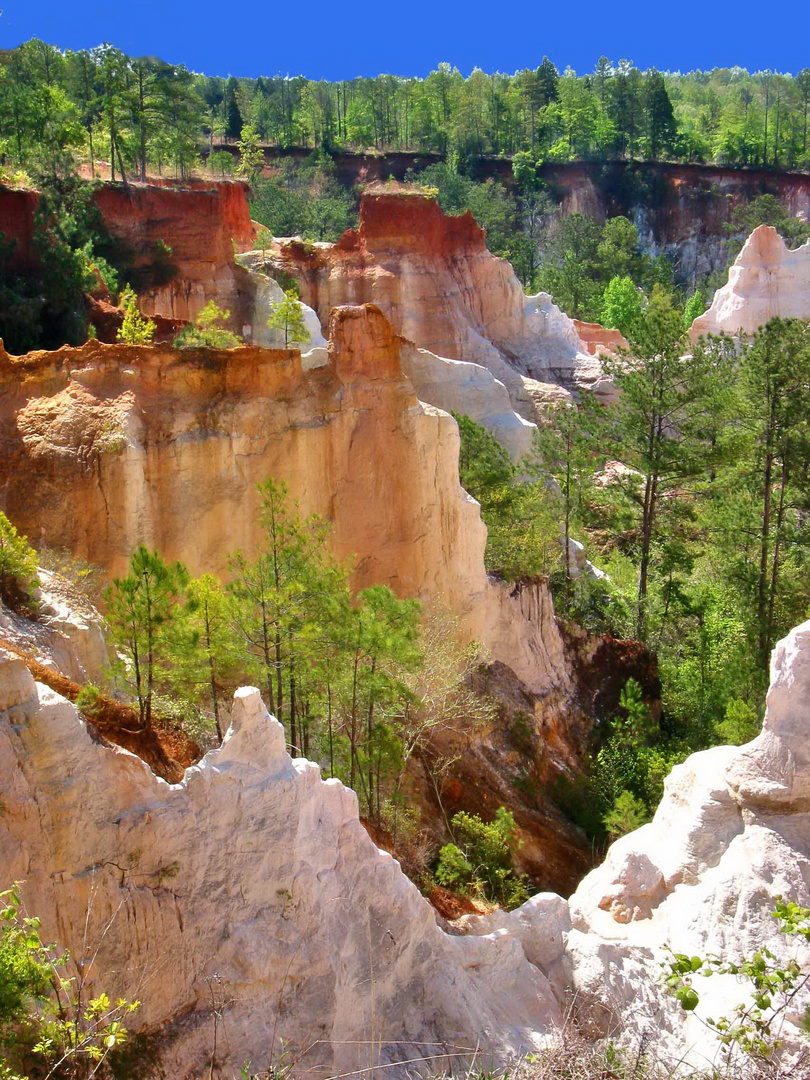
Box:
266, 289, 310, 348
682, 289, 705, 329
249, 157, 357, 243
174, 301, 242, 349
0, 882, 139, 1078
74, 683, 102, 718
455, 414, 561, 580
665, 900, 810, 1066
601, 275, 642, 336
727, 194, 810, 250
105, 545, 189, 731
714, 697, 760, 746
116, 285, 155, 345
435, 808, 530, 909
0, 513, 39, 607
236, 124, 264, 180
207, 150, 235, 177
603, 790, 648, 839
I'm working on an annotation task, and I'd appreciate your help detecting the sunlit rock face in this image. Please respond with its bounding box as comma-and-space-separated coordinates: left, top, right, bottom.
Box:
3, 615, 810, 1076
0, 665, 561, 1079
689, 224, 810, 340
94, 180, 256, 324
0, 305, 575, 695
261, 192, 609, 411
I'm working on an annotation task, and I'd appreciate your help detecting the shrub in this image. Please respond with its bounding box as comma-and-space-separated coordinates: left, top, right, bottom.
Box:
0, 883, 140, 1078
0, 513, 38, 607
174, 301, 242, 349
116, 286, 156, 345
682, 288, 705, 328
435, 808, 530, 909
603, 789, 649, 839
75, 683, 102, 718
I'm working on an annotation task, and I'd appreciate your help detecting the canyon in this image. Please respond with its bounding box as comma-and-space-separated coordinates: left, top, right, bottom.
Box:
2, 171, 810, 1078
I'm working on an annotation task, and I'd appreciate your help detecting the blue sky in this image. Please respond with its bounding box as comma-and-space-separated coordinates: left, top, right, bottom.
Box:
3, 0, 808, 79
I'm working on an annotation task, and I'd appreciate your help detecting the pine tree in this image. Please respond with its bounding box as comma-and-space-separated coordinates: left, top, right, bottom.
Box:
266, 289, 310, 348
105, 546, 188, 731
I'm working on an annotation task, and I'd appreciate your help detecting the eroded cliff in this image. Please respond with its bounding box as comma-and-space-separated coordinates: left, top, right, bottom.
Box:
3, 616, 810, 1076
689, 223, 810, 339
258, 191, 611, 412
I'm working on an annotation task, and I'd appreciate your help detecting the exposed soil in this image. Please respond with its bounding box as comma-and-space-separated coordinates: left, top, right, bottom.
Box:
0, 635, 198, 782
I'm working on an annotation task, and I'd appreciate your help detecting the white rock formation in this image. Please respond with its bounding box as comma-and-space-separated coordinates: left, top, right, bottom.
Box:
5, 613, 810, 1075
235, 250, 327, 352
0, 570, 108, 684
559, 619, 810, 1068
0, 660, 560, 1079
265, 195, 617, 414
238, 249, 538, 460
400, 343, 536, 461
689, 224, 810, 340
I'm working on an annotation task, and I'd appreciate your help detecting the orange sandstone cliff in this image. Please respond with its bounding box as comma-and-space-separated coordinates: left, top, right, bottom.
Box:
260, 192, 612, 410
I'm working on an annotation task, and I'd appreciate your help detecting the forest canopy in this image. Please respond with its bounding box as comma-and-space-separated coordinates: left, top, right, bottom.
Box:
2, 40, 810, 176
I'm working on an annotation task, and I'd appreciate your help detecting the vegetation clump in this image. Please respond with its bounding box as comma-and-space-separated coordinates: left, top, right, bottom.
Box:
266, 289, 310, 347
0, 883, 140, 1079
0, 513, 39, 610
435, 808, 530, 908
173, 301, 242, 349
116, 285, 155, 345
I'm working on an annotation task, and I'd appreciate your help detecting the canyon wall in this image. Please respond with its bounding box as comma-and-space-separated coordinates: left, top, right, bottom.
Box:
94, 180, 255, 323
0, 660, 561, 1079
260, 192, 610, 411
3, 615, 810, 1076
0, 304, 573, 700
0, 179, 255, 324
248, 152, 810, 283
689, 224, 810, 339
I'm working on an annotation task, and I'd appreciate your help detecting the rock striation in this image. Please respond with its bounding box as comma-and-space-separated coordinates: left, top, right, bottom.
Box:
262, 192, 610, 411
0, 305, 570, 697
689, 224, 810, 340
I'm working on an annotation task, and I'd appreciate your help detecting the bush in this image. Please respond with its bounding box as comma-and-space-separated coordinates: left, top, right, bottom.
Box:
0, 513, 38, 608
117, 286, 156, 345
603, 789, 648, 839
435, 808, 530, 909
0, 883, 140, 1078
75, 683, 102, 718
174, 301, 242, 349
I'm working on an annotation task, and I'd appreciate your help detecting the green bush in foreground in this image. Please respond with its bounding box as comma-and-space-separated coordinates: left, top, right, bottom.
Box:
0, 513, 38, 607
435, 808, 530, 909
0, 883, 139, 1079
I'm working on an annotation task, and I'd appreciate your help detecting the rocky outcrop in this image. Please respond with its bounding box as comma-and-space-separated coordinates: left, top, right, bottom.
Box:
0, 663, 561, 1078
0, 305, 572, 697
0, 570, 108, 684
261, 192, 607, 408
4, 614, 810, 1074
94, 180, 255, 324
562, 619, 810, 1066
240, 246, 537, 459
689, 224, 810, 340
0, 179, 255, 325
235, 250, 327, 350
